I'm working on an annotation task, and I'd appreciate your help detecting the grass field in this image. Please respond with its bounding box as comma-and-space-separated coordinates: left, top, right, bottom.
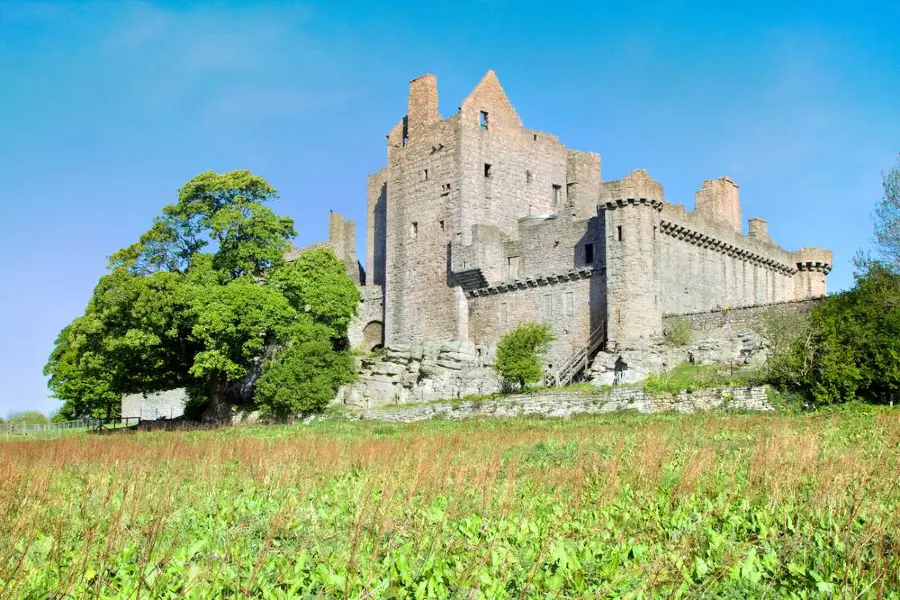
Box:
1, 408, 898, 598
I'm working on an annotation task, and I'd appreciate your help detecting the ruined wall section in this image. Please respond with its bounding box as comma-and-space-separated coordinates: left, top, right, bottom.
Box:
383, 78, 462, 345
458, 71, 570, 242
566, 151, 602, 219
366, 167, 387, 287
450, 214, 602, 285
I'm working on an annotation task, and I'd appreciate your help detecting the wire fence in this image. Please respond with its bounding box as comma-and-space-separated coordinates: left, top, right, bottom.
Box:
1, 417, 141, 439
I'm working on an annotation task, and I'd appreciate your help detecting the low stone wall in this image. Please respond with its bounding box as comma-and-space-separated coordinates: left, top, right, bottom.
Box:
356, 386, 772, 423
121, 389, 187, 422
665, 298, 821, 333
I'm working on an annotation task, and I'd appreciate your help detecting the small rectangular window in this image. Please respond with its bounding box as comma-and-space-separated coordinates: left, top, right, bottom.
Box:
411, 222, 418, 239
439, 220, 445, 231
552, 184, 561, 205
533, 134, 538, 141
585, 243, 594, 264
424, 169, 429, 180
526, 170, 533, 184
402, 135, 408, 147
484, 163, 492, 178
616, 225, 623, 241
480, 111, 489, 130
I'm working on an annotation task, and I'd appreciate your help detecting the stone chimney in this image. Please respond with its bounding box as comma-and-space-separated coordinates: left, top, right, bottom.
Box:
748, 218, 769, 240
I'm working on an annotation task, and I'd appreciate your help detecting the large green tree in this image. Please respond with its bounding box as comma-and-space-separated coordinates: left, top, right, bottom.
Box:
45, 170, 360, 422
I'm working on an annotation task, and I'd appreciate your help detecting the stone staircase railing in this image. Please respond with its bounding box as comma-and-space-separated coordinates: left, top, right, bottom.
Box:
549, 321, 606, 388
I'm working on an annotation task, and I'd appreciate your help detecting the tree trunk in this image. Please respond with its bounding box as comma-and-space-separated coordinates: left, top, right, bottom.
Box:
202, 374, 231, 424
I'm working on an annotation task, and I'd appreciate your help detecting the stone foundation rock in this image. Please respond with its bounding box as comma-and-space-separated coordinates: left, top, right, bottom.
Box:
336, 340, 502, 408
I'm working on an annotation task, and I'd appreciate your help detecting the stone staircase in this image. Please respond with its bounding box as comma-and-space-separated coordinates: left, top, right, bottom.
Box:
549, 322, 607, 387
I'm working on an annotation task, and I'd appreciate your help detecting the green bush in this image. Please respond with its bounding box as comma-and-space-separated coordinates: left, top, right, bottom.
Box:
255, 317, 356, 418
664, 317, 693, 346
494, 323, 555, 392
768, 264, 900, 405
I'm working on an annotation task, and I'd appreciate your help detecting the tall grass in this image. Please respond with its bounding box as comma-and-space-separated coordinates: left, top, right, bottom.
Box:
0, 409, 897, 598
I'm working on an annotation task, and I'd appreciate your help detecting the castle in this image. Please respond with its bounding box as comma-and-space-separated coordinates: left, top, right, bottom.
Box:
307, 70, 832, 383
122, 69, 835, 418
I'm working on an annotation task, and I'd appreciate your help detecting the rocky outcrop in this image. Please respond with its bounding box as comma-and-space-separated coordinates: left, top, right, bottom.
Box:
589, 320, 767, 386
355, 386, 772, 423
336, 341, 502, 408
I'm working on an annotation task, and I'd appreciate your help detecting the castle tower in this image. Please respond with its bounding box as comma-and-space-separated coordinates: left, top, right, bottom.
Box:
600, 170, 664, 346
792, 248, 833, 298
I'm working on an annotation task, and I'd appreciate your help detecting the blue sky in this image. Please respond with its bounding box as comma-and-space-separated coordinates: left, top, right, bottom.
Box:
1, 0, 898, 417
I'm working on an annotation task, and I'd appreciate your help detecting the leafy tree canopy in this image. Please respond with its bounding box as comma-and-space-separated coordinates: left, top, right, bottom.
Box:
46, 170, 359, 422
494, 323, 555, 392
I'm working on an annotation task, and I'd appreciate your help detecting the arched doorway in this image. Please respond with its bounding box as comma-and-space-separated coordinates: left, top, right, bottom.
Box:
362, 320, 384, 351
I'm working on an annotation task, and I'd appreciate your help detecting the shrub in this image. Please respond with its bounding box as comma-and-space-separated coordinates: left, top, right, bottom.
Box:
664, 317, 693, 346
494, 323, 555, 392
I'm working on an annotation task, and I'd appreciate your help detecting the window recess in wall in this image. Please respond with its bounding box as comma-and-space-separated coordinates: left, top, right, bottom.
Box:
552, 184, 561, 205
616, 225, 623, 241
584, 243, 594, 264
526, 170, 533, 184
484, 163, 492, 178
410, 221, 418, 240
480, 111, 489, 130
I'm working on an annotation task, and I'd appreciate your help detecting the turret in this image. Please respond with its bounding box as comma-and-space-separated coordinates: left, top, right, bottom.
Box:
599, 169, 664, 346
792, 248, 832, 298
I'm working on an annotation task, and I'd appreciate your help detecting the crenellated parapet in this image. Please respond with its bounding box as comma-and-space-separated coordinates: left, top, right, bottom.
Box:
792, 248, 833, 274
658, 220, 797, 275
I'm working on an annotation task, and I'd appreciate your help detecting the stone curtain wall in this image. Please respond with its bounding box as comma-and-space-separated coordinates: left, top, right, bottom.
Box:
357, 386, 773, 423
658, 203, 798, 315
120, 389, 187, 422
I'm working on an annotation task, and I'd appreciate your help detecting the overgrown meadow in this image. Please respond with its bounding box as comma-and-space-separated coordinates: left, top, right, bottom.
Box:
1, 409, 898, 598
